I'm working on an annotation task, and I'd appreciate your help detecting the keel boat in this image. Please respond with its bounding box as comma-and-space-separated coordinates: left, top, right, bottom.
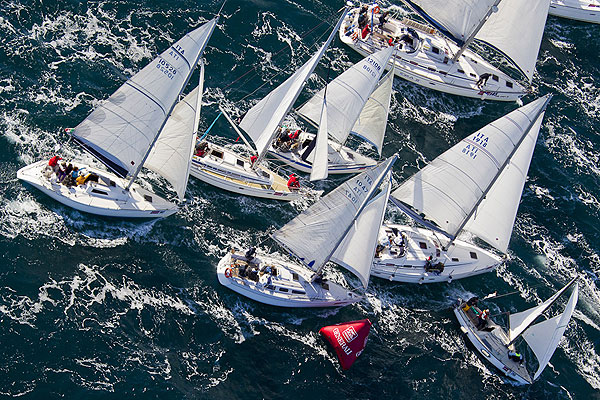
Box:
549, 0, 600, 24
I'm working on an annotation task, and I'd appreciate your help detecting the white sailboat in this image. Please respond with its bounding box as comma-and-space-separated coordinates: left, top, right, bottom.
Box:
454, 278, 579, 384
216, 156, 396, 307
190, 11, 350, 199
372, 95, 552, 283
269, 46, 396, 178
549, 0, 600, 24
339, 1, 551, 101
17, 19, 218, 218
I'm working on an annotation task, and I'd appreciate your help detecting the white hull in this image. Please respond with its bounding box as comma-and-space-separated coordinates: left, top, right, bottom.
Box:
269, 131, 377, 174
18, 160, 178, 218
454, 301, 532, 384
372, 225, 502, 283
340, 7, 527, 101
217, 250, 361, 308
549, 0, 600, 23
189, 142, 302, 201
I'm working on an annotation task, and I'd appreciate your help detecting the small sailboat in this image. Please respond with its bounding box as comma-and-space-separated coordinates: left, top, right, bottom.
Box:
549, 0, 600, 24
372, 95, 552, 283
339, 1, 551, 101
216, 156, 396, 307
269, 46, 395, 177
454, 278, 579, 384
17, 19, 218, 218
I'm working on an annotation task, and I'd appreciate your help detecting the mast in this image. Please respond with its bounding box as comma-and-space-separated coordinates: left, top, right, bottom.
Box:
445, 94, 551, 249
451, 0, 502, 62
126, 18, 218, 191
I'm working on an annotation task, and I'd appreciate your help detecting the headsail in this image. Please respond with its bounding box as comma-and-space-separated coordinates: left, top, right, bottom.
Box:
239, 10, 347, 163
310, 94, 329, 181
331, 176, 391, 289
297, 46, 394, 145
521, 283, 578, 380
351, 68, 394, 155
391, 95, 551, 252
71, 18, 218, 178
272, 156, 396, 273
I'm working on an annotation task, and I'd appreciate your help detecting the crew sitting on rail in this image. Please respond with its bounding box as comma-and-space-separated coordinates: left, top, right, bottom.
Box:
195, 141, 208, 157
508, 351, 524, 364
287, 174, 300, 189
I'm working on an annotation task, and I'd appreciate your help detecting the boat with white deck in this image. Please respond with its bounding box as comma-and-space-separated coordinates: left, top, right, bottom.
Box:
339, 1, 551, 101
549, 0, 600, 24
372, 95, 552, 283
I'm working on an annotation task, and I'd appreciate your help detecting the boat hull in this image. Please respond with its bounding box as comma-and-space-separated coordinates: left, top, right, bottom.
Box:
549, 0, 600, 24
18, 160, 178, 218
217, 251, 361, 308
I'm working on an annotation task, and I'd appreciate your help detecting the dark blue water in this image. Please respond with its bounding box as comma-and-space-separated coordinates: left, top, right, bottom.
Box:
0, 0, 598, 398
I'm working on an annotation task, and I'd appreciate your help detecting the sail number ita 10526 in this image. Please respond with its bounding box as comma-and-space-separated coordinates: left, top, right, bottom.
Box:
344, 175, 374, 205
157, 57, 177, 80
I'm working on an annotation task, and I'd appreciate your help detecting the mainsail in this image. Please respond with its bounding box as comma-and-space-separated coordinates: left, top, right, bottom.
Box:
272, 156, 396, 273
71, 18, 218, 179
391, 95, 551, 253
297, 46, 395, 144
239, 10, 347, 163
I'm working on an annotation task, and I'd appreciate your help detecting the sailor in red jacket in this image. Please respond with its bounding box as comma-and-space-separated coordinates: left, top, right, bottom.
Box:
48, 155, 62, 174
287, 174, 300, 189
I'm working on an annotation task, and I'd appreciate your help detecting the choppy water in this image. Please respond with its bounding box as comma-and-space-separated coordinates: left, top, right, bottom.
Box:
0, 0, 599, 398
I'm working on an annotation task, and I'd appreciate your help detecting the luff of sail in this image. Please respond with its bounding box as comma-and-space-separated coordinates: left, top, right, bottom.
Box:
310, 93, 329, 181
391, 95, 551, 253
297, 46, 394, 145
71, 18, 218, 178
239, 10, 347, 163
272, 156, 396, 273
521, 283, 578, 380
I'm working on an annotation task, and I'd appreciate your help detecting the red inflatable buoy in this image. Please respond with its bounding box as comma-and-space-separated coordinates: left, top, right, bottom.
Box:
319, 319, 371, 370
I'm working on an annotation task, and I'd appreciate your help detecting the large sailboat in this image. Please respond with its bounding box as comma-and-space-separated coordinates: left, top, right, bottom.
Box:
268, 46, 395, 178
549, 0, 600, 24
372, 95, 552, 283
339, 1, 551, 101
454, 278, 579, 384
216, 156, 396, 307
17, 19, 218, 218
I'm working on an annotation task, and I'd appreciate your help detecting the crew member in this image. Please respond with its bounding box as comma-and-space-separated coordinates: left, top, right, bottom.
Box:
287, 174, 300, 189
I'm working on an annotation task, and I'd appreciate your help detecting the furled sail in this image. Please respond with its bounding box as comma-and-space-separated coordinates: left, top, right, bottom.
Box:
331, 177, 391, 289
522, 283, 578, 380
310, 95, 329, 181
144, 63, 204, 200
351, 68, 394, 155
391, 95, 551, 252
508, 277, 577, 344
297, 46, 394, 145
475, 0, 551, 82
272, 156, 396, 272
71, 19, 218, 178
239, 11, 346, 162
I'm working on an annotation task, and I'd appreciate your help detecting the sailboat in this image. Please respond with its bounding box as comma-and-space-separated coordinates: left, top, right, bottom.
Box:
216, 156, 396, 307
339, 1, 551, 101
372, 95, 551, 283
189, 10, 349, 199
454, 278, 579, 384
17, 19, 218, 218
268, 46, 395, 177
549, 0, 600, 24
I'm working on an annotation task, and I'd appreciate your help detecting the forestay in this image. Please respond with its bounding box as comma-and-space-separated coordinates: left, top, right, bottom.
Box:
331, 177, 391, 289
144, 64, 204, 200
239, 11, 346, 162
475, 0, 551, 82
71, 19, 218, 178
297, 46, 394, 144
351, 68, 394, 155
391, 95, 550, 252
522, 283, 578, 380
272, 156, 396, 272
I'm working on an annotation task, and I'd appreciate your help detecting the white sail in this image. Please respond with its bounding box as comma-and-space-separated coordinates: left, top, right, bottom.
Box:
297, 46, 394, 144
331, 177, 391, 289
475, 0, 551, 82
71, 19, 218, 178
239, 12, 346, 161
403, 0, 498, 44
508, 278, 577, 343
522, 283, 578, 380
144, 66, 203, 200
310, 96, 329, 181
391, 95, 550, 251
351, 68, 394, 155
272, 156, 396, 272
